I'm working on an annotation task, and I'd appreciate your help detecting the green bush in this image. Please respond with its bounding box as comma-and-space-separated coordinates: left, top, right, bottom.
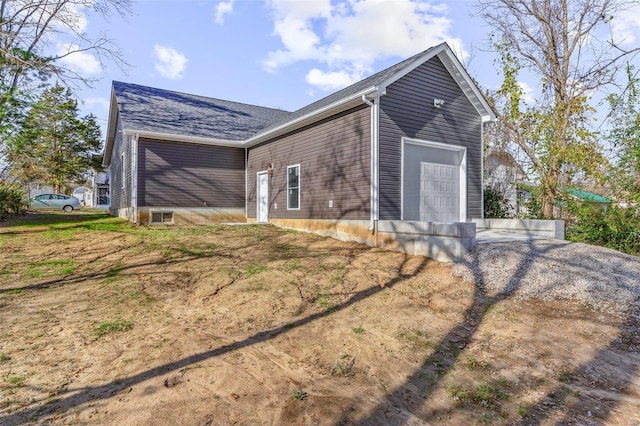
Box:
566, 204, 640, 255
484, 187, 513, 218
0, 184, 26, 220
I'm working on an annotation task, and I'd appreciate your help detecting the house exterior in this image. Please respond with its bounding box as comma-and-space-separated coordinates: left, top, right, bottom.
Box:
27, 183, 55, 198
485, 147, 526, 215
103, 43, 496, 260
90, 170, 110, 209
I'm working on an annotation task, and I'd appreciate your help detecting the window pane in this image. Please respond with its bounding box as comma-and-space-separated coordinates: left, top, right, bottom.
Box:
288, 167, 299, 188
288, 188, 299, 209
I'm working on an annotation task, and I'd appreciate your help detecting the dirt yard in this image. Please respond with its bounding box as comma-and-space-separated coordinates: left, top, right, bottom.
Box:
0, 212, 639, 425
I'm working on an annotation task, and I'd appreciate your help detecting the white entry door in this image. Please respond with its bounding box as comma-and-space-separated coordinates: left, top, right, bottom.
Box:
257, 172, 269, 223
419, 162, 460, 222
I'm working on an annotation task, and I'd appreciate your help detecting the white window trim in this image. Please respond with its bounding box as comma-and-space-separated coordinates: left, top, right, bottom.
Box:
400, 137, 467, 222
256, 170, 269, 223
287, 164, 301, 210
121, 152, 125, 189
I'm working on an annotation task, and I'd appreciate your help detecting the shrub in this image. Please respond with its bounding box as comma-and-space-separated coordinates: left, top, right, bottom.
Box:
566, 204, 640, 255
0, 184, 26, 220
484, 186, 513, 218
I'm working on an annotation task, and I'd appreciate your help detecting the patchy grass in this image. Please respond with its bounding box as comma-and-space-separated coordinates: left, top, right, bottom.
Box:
96, 320, 133, 337
292, 390, 308, 401
24, 259, 75, 278
5, 376, 24, 386
244, 264, 267, 276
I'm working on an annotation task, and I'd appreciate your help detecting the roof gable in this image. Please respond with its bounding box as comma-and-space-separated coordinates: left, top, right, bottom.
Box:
245, 42, 496, 145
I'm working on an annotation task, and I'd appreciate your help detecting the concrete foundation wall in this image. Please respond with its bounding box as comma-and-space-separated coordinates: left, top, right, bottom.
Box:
110, 207, 135, 222
250, 218, 376, 247
378, 221, 476, 262
473, 218, 564, 239
246, 218, 476, 262
138, 207, 246, 225
111, 206, 478, 262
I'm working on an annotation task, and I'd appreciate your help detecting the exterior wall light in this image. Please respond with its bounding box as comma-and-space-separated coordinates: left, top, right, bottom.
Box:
433, 99, 444, 108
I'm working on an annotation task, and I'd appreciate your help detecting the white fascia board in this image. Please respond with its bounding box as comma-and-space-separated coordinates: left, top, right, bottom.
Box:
436, 49, 497, 122
243, 87, 381, 147
102, 88, 119, 167
124, 129, 243, 148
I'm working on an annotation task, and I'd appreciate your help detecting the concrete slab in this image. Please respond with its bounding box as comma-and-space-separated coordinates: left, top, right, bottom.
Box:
475, 229, 551, 244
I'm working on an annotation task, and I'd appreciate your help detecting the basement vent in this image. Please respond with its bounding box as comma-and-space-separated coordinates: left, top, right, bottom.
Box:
151, 211, 174, 224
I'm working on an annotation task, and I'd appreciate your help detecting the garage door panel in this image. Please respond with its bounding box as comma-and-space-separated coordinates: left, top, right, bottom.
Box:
419, 162, 459, 222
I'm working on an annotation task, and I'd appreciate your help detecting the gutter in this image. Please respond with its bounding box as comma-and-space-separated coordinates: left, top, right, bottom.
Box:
127, 130, 243, 148
362, 94, 380, 233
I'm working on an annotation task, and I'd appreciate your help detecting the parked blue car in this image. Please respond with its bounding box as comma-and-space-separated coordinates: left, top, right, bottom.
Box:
29, 193, 82, 212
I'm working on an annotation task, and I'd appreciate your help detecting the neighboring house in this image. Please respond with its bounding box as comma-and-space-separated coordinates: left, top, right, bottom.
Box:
566, 188, 612, 207
28, 183, 54, 198
516, 186, 612, 218
484, 148, 526, 214
90, 170, 110, 209
72, 186, 91, 205
103, 42, 495, 257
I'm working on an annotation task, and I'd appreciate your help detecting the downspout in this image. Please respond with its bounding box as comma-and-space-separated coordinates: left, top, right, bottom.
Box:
132, 133, 139, 224
244, 147, 248, 220
480, 121, 484, 220
362, 95, 379, 233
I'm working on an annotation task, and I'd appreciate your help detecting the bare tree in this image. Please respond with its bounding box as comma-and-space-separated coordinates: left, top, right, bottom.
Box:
0, 0, 131, 93
479, 0, 640, 218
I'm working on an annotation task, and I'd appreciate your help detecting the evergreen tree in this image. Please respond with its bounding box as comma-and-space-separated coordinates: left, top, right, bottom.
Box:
7, 85, 102, 193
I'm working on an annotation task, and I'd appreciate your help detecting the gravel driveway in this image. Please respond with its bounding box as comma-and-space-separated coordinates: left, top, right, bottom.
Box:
452, 239, 640, 317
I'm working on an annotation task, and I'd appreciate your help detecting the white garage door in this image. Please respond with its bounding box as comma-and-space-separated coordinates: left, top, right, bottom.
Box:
419, 162, 460, 222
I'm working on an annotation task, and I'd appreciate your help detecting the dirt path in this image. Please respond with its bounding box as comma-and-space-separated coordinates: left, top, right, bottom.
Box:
0, 213, 639, 425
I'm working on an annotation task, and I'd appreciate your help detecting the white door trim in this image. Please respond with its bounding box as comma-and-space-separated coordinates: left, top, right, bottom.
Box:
256, 170, 269, 223
401, 137, 467, 222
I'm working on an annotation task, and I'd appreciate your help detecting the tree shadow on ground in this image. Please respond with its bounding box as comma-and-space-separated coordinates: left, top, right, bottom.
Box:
0, 247, 430, 425
348, 238, 640, 425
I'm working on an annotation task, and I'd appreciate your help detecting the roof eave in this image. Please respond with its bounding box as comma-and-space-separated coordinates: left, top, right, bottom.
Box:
243, 87, 381, 147
124, 129, 244, 147
435, 46, 497, 122
101, 86, 119, 167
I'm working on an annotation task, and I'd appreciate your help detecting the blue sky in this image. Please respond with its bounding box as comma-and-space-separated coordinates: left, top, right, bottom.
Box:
68, 0, 640, 138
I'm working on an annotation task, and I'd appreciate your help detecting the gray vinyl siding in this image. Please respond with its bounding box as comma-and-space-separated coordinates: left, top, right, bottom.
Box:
378, 56, 483, 220
247, 106, 370, 220
137, 139, 245, 208
109, 114, 132, 210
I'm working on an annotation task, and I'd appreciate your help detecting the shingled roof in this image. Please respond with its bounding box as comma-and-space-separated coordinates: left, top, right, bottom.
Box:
112, 81, 290, 141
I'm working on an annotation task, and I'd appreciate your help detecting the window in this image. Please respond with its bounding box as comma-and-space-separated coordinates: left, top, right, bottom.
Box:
287, 165, 300, 210
121, 152, 126, 189
151, 211, 174, 224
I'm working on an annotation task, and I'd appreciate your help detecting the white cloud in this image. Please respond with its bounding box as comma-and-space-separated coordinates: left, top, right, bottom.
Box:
57, 43, 102, 75
263, 0, 464, 91
611, 3, 640, 46
517, 81, 536, 105
153, 45, 188, 79
306, 68, 363, 91
215, 0, 236, 24
83, 97, 110, 111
